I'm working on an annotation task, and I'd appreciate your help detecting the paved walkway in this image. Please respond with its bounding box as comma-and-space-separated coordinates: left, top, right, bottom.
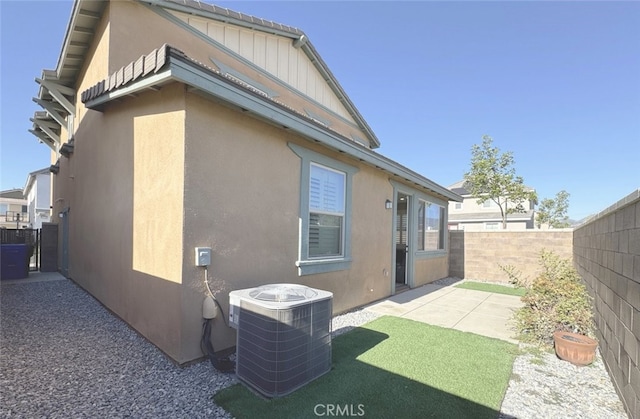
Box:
10, 274, 524, 344
0, 270, 67, 285
365, 281, 524, 343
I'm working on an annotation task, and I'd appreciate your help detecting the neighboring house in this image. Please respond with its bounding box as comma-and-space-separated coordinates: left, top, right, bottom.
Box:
447, 180, 536, 230
30, 0, 461, 364
0, 189, 29, 229
23, 168, 52, 229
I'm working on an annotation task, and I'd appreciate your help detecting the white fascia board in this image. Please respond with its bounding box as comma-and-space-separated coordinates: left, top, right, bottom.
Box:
36, 78, 76, 115
28, 130, 59, 153
141, 0, 301, 39
30, 117, 61, 143
36, 78, 75, 96
83, 70, 174, 109
300, 42, 381, 149
169, 57, 460, 202
32, 98, 67, 127
144, 0, 378, 149
36, 124, 61, 145
85, 55, 460, 202
30, 117, 60, 130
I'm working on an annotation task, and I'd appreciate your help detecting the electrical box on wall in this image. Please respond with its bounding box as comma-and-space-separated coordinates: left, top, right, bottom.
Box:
195, 247, 212, 266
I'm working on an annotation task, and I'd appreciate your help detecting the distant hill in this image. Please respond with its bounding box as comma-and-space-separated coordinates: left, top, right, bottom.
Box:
569, 216, 594, 227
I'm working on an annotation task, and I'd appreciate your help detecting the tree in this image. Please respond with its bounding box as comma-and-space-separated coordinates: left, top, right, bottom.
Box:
463, 135, 537, 229
536, 190, 570, 229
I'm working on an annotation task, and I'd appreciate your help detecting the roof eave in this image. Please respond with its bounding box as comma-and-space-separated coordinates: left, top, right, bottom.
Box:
139, 0, 303, 38
83, 49, 459, 202
30, 0, 106, 148
53, 0, 106, 87
142, 0, 381, 149
300, 41, 381, 149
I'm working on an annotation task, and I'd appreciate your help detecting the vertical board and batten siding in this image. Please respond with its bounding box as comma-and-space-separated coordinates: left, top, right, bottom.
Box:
172, 13, 353, 122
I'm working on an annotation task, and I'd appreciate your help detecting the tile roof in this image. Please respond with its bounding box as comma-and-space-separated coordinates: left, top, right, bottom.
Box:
448, 180, 535, 196
81, 44, 377, 154
145, 0, 379, 148
80, 44, 461, 203
81, 44, 170, 103
450, 186, 469, 195
82, 44, 288, 108
0, 189, 26, 199
33, 0, 380, 151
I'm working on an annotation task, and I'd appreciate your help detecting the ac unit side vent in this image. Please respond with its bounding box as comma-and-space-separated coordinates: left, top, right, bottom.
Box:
230, 285, 333, 398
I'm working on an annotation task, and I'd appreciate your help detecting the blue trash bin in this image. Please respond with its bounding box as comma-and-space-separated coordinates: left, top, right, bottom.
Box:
1, 244, 30, 280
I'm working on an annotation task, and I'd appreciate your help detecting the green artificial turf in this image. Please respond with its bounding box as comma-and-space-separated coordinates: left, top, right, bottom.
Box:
214, 316, 517, 419
454, 281, 526, 297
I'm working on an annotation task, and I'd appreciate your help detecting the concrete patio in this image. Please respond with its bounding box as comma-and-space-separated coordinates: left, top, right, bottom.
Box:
365, 281, 524, 343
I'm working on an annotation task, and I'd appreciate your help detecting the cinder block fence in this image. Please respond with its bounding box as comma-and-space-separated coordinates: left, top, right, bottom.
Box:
448, 191, 640, 418
574, 190, 640, 419
449, 229, 573, 282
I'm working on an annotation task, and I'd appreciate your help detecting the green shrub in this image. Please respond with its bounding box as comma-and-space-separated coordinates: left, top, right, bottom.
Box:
501, 250, 595, 347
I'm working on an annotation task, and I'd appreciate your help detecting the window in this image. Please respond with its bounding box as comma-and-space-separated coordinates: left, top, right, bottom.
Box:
417, 200, 445, 251
309, 163, 345, 258
288, 143, 358, 275
454, 202, 462, 210
0, 204, 7, 215
21, 205, 28, 213
482, 200, 493, 208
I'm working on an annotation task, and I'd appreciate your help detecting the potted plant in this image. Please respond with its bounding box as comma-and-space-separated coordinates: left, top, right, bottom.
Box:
501, 250, 597, 365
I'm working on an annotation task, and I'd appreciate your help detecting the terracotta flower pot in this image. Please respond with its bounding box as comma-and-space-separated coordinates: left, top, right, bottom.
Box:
553, 330, 598, 366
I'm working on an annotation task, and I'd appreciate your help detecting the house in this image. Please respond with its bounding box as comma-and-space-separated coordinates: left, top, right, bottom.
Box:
447, 180, 536, 230
23, 168, 52, 229
30, 0, 461, 364
0, 189, 29, 229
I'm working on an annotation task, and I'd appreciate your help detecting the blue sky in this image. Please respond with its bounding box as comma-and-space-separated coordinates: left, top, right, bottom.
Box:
1, 1, 639, 220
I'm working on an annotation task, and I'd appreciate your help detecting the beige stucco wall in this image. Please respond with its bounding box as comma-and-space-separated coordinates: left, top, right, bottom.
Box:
449, 196, 535, 214
414, 256, 449, 286
52, 0, 111, 268
181, 93, 395, 354
106, 0, 370, 149
64, 82, 188, 362
74, 3, 110, 129
49, 0, 453, 363
449, 230, 574, 282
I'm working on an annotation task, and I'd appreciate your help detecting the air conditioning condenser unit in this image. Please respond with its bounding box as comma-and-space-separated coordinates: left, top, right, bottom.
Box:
229, 284, 333, 398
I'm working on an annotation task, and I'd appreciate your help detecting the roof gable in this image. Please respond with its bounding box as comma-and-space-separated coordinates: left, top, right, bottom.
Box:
0, 189, 25, 200
448, 180, 536, 197
146, 0, 379, 148
171, 11, 356, 123
81, 44, 461, 203
30, 0, 380, 152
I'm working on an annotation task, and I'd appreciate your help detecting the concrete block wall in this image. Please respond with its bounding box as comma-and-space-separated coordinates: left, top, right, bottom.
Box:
574, 190, 640, 419
449, 230, 573, 282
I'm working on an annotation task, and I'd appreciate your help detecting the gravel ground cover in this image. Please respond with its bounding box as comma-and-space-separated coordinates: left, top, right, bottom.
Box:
1, 280, 234, 418
499, 348, 627, 419
1, 278, 628, 419
433, 277, 627, 418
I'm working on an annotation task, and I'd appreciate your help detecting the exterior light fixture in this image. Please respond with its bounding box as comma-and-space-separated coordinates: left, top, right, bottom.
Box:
385, 199, 393, 210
